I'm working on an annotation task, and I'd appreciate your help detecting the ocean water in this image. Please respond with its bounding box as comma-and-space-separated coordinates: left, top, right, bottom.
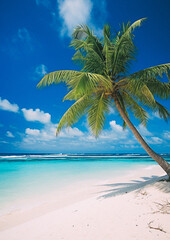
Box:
0, 153, 169, 214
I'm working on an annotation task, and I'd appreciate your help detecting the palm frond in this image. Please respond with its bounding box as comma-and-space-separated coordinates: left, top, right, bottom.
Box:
82, 48, 106, 74
87, 93, 110, 137
103, 24, 111, 39
56, 95, 90, 135
71, 24, 104, 60
121, 90, 148, 125
37, 70, 80, 88
111, 27, 136, 76
111, 18, 146, 77
126, 18, 147, 33
67, 72, 112, 93
103, 24, 114, 73
70, 39, 88, 51
146, 79, 170, 99
72, 24, 92, 40
37, 71, 112, 93
111, 37, 136, 76
140, 84, 155, 105
154, 101, 170, 121
121, 79, 156, 109
72, 50, 86, 66
128, 63, 170, 81
63, 89, 82, 101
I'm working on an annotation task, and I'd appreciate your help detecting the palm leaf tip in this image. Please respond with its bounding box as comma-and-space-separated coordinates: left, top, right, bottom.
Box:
56, 127, 61, 136
55, 95, 90, 137
37, 75, 47, 88
129, 17, 147, 32
37, 72, 55, 88
155, 101, 170, 121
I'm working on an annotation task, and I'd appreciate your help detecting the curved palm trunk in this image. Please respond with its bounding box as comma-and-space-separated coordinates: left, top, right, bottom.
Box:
113, 96, 170, 177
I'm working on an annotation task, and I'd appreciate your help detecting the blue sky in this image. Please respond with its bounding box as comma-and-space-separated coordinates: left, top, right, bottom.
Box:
0, 0, 169, 153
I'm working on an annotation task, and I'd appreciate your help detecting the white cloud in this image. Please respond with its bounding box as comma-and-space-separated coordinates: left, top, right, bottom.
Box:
59, 127, 84, 137
96, 121, 129, 141
163, 131, 170, 140
35, 64, 48, 78
108, 107, 115, 115
6, 131, 14, 138
22, 122, 84, 148
22, 108, 51, 124
123, 144, 140, 149
0, 97, 19, 113
137, 124, 152, 136
149, 111, 161, 120
152, 111, 161, 119
26, 128, 40, 136
82, 120, 129, 142
148, 137, 163, 144
58, 0, 93, 36
19, 118, 166, 152
35, 0, 107, 38
24, 125, 55, 143
110, 120, 123, 132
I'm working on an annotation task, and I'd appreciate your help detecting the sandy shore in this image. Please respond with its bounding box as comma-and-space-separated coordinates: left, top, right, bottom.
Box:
0, 165, 170, 240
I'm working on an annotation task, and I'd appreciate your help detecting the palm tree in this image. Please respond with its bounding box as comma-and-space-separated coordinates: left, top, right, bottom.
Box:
37, 18, 170, 177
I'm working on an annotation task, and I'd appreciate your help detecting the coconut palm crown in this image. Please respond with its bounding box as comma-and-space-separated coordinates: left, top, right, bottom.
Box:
37, 18, 170, 176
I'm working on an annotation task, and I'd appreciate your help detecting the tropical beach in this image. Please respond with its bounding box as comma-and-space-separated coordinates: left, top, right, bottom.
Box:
0, 155, 170, 240
0, 0, 170, 239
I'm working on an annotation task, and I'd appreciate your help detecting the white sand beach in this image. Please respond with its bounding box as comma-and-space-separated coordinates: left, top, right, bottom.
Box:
0, 165, 170, 240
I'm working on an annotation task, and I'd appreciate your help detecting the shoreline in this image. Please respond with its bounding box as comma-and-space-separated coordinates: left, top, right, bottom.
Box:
0, 164, 170, 239
0, 162, 151, 217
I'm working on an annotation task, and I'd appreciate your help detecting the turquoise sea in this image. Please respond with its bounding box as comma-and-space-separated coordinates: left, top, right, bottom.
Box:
0, 153, 169, 214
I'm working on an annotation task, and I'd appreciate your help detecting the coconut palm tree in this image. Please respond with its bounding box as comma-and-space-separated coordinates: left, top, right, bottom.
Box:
37, 18, 170, 177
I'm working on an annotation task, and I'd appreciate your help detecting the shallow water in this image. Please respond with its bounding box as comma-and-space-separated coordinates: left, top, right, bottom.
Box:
0, 153, 169, 213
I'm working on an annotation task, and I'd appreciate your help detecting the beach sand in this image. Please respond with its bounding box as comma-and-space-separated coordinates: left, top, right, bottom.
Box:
0, 165, 170, 240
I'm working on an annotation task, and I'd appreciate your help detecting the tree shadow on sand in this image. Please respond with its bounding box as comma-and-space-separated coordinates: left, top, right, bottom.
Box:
97, 175, 170, 199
